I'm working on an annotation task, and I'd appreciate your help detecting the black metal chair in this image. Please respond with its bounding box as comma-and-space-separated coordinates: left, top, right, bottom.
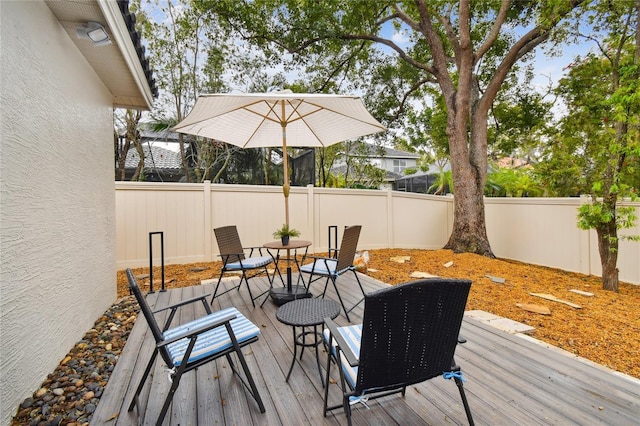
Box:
126, 269, 265, 426
323, 278, 474, 425
212, 225, 274, 307
299, 225, 366, 322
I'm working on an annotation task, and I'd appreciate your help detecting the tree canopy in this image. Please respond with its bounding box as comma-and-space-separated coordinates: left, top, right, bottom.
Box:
199, 0, 587, 256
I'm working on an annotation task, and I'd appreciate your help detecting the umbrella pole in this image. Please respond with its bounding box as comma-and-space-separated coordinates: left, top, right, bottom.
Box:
281, 102, 290, 228
281, 120, 294, 293
282, 139, 289, 227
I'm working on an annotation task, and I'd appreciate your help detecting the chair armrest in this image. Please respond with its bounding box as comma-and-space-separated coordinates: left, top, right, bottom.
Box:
324, 317, 359, 367
218, 252, 246, 266
306, 255, 331, 261
158, 312, 237, 347
218, 252, 245, 259
245, 246, 266, 257
153, 294, 213, 314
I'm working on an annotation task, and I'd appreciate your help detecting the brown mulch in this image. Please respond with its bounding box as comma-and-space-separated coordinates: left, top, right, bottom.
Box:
118, 249, 640, 379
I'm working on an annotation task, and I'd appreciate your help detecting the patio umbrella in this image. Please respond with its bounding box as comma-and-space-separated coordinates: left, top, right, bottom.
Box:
172, 90, 386, 227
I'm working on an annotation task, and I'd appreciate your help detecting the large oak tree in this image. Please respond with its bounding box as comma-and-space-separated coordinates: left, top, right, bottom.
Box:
202, 0, 585, 256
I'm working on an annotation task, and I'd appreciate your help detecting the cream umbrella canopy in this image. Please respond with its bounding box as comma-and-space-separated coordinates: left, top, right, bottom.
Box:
172, 90, 386, 227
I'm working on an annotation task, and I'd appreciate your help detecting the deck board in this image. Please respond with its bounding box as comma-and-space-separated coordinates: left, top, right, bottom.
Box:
94, 273, 640, 425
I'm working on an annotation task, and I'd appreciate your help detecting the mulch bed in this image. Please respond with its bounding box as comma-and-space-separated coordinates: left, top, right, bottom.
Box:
119, 248, 640, 379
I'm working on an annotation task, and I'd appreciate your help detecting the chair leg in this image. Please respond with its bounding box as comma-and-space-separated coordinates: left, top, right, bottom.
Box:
330, 277, 351, 322
455, 376, 475, 425
128, 349, 158, 413
323, 342, 333, 417
224, 326, 265, 413
321, 277, 330, 298
210, 270, 226, 305
254, 266, 273, 307
155, 367, 185, 426
241, 271, 257, 307
345, 270, 366, 316
344, 392, 353, 426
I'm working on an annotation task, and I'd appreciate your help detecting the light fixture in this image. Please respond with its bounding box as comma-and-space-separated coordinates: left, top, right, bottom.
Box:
76, 21, 111, 47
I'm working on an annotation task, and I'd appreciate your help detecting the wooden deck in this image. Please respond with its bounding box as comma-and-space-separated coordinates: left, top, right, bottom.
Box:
93, 273, 640, 425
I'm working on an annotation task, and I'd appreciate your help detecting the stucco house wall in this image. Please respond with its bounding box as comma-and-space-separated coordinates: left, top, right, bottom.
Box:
0, 2, 150, 423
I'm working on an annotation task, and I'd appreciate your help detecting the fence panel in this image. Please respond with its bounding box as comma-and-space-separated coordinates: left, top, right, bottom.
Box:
115, 182, 639, 284
486, 198, 591, 275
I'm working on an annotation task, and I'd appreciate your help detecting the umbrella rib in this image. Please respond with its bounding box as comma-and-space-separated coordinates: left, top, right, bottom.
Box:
303, 100, 387, 130
172, 99, 270, 132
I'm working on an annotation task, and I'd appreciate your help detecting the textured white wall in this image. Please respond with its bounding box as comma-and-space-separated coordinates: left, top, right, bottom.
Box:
1, 2, 116, 423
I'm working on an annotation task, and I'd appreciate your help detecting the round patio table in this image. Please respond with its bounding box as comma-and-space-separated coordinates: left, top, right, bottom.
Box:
264, 240, 312, 305
276, 298, 340, 386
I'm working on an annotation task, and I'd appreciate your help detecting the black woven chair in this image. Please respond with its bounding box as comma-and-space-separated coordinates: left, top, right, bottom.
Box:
212, 225, 274, 307
323, 278, 474, 425
126, 269, 265, 426
299, 225, 366, 322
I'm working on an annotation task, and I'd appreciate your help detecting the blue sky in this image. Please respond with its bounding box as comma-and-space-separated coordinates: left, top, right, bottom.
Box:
381, 19, 598, 118
143, 0, 599, 122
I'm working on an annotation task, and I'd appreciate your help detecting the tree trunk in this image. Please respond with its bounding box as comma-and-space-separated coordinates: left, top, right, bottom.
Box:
441, 63, 495, 257
444, 113, 494, 257
178, 133, 192, 182
115, 131, 128, 181
596, 219, 619, 292
131, 136, 145, 182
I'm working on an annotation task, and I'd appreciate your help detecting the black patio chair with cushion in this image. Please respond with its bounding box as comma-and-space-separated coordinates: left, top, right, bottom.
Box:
212, 225, 274, 307
323, 278, 474, 426
126, 269, 265, 426
299, 225, 365, 322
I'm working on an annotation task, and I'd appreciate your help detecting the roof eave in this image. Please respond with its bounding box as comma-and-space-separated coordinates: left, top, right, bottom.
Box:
99, 0, 153, 110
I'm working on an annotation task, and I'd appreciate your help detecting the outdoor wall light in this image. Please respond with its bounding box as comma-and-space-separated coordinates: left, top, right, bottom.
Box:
76, 21, 112, 46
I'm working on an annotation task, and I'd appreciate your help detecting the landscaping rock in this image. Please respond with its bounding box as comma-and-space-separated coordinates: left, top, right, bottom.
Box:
10, 296, 139, 425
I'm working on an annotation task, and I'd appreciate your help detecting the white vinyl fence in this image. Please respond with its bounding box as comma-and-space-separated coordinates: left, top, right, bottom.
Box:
116, 181, 640, 284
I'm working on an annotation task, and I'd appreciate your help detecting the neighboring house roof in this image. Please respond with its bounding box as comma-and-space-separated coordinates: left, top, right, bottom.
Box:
347, 142, 421, 159
395, 162, 451, 181
140, 129, 180, 142
125, 144, 182, 171
45, 0, 157, 109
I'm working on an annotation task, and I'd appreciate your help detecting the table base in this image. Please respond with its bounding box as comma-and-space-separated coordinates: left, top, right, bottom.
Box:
286, 325, 325, 386
270, 285, 312, 306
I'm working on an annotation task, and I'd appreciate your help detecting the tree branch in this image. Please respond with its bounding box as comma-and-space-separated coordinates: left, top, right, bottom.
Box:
392, 4, 421, 33
480, 0, 586, 113
413, 0, 455, 95
339, 34, 434, 73
317, 41, 368, 92
436, 4, 461, 61
390, 77, 436, 121
474, 0, 511, 62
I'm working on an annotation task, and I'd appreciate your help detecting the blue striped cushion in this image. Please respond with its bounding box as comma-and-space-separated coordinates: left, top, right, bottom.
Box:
300, 259, 337, 275
225, 256, 272, 270
164, 307, 260, 366
323, 324, 362, 389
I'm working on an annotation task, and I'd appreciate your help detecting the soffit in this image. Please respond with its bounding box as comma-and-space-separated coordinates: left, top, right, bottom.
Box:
45, 0, 155, 110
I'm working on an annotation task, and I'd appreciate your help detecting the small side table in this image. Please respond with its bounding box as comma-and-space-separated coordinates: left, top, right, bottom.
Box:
276, 298, 340, 386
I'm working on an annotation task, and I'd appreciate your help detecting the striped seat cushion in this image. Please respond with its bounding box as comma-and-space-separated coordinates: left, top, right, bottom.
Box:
323, 324, 362, 389
164, 307, 260, 366
225, 256, 272, 270
300, 258, 337, 275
